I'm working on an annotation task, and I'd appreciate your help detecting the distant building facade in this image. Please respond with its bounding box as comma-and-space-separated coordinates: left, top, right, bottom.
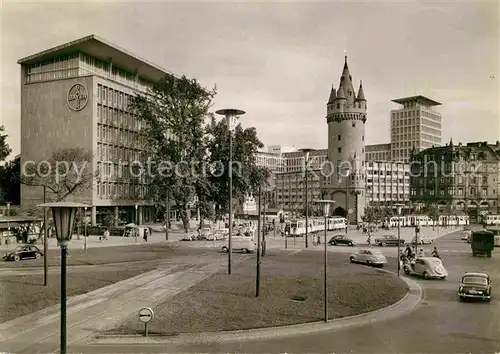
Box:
409, 141, 500, 223
390, 95, 443, 162
366, 161, 410, 207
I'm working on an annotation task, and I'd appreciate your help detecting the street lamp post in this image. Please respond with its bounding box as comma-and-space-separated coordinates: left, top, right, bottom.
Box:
42, 186, 48, 286
134, 204, 138, 243
216, 108, 246, 275
394, 203, 404, 277
84, 207, 88, 254
256, 185, 262, 297
38, 202, 91, 354
314, 199, 335, 323
299, 148, 315, 249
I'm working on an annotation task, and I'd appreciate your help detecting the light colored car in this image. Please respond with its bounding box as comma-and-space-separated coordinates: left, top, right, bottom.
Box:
350, 249, 387, 267
403, 257, 448, 279
411, 235, 434, 245
222, 236, 255, 253
462, 230, 472, 241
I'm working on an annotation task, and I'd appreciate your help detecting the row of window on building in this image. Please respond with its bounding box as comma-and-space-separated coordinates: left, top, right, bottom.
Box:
97, 143, 143, 162
97, 104, 143, 132
96, 181, 150, 200
97, 123, 143, 148
96, 161, 147, 182
84, 54, 152, 93
415, 175, 491, 185
392, 109, 441, 121
411, 187, 492, 197
367, 194, 410, 199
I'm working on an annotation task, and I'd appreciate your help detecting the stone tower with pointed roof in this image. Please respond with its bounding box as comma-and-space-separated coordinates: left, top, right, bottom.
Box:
322, 56, 367, 224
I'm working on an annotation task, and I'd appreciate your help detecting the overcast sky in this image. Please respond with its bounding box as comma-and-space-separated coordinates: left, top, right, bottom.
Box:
1, 0, 499, 157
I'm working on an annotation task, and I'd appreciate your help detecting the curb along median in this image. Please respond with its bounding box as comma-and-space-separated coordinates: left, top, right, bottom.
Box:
91, 269, 423, 346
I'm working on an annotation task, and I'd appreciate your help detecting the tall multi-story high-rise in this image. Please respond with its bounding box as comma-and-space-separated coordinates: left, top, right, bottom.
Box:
321, 56, 367, 223
390, 95, 442, 162
18, 35, 178, 225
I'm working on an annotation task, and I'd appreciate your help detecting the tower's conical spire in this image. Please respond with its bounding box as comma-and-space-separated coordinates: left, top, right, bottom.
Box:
327, 85, 336, 104
449, 137, 453, 146
356, 80, 366, 101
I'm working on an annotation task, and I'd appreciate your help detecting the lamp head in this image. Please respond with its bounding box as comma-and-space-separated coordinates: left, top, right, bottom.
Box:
314, 199, 336, 216
394, 203, 404, 215
215, 108, 246, 132
37, 202, 91, 248
299, 148, 315, 162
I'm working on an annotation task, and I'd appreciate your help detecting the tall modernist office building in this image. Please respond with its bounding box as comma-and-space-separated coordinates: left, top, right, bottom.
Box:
18, 35, 175, 225
390, 95, 442, 162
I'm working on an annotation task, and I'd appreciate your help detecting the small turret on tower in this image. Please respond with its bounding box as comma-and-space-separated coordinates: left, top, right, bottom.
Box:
327, 85, 336, 104
356, 81, 366, 101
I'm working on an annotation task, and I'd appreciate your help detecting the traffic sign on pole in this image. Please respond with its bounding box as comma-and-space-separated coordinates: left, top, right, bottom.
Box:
138, 307, 154, 337
138, 307, 154, 323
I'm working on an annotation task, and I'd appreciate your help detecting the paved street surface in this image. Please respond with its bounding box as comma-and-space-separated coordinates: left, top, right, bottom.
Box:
0, 250, 252, 354
68, 229, 500, 353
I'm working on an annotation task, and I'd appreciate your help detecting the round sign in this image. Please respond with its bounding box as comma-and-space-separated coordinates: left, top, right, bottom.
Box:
67, 83, 89, 111
348, 209, 354, 214
138, 307, 154, 323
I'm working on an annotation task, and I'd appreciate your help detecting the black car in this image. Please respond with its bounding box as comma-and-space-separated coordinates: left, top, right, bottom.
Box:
3, 245, 44, 262
458, 272, 491, 302
328, 235, 355, 246
374, 235, 405, 247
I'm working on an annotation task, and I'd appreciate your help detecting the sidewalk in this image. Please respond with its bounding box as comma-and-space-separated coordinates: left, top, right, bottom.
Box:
0, 253, 229, 353
0, 229, 189, 251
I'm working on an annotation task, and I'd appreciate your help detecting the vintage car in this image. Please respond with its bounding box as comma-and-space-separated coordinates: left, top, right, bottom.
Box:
411, 234, 434, 245
349, 249, 387, 267
3, 245, 43, 262
328, 235, 356, 246
375, 234, 406, 247
403, 257, 448, 279
458, 272, 491, 302
221, 236, 255, 253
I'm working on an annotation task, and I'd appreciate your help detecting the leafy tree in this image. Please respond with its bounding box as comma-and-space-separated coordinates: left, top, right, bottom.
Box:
205, 118, 269, 222
0, 155, 20, 204
20, 147, 97, 201
0, 126, 12, 162
362, 206, 383, 232
101, 209, 116, 228
426, 203, 440, 230
130, 75, 215, 232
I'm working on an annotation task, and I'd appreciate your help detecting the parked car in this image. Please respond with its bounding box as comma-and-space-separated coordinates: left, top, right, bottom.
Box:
375, 235, 405, 247
458, 272, 491, 302
349, 249, 387, 267
403, 257, 448, 279
221, 236, 255, 253
328, 235, 356, 246
3, 245, 43, 262
411, 235, 434, 245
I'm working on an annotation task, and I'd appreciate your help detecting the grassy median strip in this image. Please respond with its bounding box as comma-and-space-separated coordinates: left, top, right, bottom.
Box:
107, 251, 408, 335
0, 264, 159, 323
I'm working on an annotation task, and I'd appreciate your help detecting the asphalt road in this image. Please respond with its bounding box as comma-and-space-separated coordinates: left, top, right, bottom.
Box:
73, 230, 500, 353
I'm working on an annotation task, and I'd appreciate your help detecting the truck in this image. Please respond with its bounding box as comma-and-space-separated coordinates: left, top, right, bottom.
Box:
471, 230, 494, 257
